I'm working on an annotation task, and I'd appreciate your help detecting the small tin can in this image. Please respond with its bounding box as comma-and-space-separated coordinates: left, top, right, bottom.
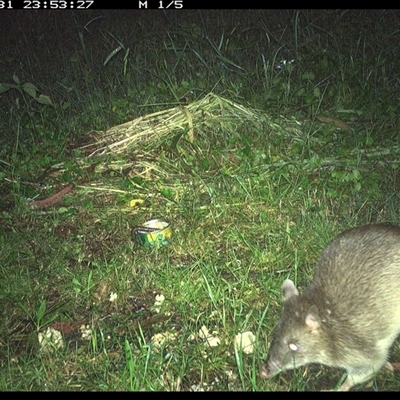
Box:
132, 219, 172, 247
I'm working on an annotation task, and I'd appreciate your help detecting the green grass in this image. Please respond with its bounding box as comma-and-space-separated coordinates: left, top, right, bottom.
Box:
1, 9, 400, 391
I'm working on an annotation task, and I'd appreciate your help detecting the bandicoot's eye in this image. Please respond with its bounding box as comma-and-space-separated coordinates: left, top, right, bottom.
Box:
288, 342, 298, 352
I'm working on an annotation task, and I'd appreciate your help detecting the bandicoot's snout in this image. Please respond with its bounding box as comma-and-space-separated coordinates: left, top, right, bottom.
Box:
259, 365, 270, 379
260, 358, 282, 380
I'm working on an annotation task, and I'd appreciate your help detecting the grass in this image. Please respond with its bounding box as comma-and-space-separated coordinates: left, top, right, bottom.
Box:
1, 9, 400, 391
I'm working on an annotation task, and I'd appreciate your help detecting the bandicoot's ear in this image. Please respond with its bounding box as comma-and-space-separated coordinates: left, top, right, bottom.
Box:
281, 279, 299, 302
305, 305, 321, 333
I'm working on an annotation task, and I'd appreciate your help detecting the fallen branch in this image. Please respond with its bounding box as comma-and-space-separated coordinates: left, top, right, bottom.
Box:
27, 183, 74, 210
